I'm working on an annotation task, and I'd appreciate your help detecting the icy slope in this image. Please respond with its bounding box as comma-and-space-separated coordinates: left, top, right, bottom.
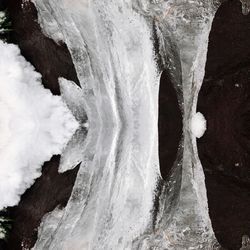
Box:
134, 1, 221, 249
0, 41, 78, 209
33, 0, 221, 249
33, 0, 160, 249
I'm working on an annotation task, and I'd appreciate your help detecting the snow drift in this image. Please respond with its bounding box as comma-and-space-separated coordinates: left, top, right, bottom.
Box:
0, 41, 78, 209
191, 112, 207, 138
33, 0, 160, 249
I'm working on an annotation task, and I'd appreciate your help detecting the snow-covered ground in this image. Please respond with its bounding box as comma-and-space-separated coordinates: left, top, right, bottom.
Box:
32, 0, 222, 249
0, 41, 78, 209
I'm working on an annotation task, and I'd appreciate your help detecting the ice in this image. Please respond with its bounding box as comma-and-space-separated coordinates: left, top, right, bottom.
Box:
32, 0, 222, 249
0, 11, 10, 39
0, 41, 78, 209
58, 78, 88, 173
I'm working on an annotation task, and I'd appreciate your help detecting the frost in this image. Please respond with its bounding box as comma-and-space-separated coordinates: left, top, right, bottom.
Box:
0, 41, 78, 209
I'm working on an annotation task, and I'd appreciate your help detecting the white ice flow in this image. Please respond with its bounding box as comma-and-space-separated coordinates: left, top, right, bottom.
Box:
0, 41, 78, 209
191, 112, 207, 138
33, 0, 160, 249
32, 0, 221, 249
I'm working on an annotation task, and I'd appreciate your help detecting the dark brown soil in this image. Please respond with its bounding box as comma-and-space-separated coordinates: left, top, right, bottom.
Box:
197, 0, 250, 249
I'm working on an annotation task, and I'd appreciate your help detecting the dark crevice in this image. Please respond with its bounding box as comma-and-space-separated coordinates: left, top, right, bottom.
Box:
158, 69, 182, 181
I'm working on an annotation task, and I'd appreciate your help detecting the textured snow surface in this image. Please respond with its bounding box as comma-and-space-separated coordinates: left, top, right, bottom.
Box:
0, 41, 78, 209
191, 112, 207, 138
33, 0, 160, 249
32, 0, 222, 249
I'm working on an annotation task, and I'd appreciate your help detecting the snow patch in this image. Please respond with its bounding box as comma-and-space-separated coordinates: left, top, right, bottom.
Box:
191, 112, 207, 138
0, 41, 78, 209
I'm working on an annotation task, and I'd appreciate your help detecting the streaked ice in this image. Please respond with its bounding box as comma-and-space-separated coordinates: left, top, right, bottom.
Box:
31, 0, 223, 249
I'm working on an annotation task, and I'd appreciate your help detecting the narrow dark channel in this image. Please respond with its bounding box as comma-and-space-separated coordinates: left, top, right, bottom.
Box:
158, 69, 182, 181
197, 0, 250, 249
1, 1, 80, 249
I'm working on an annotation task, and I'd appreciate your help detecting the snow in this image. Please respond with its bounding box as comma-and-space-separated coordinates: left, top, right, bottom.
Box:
190, 112, 207, 138
0, 41, 78, 209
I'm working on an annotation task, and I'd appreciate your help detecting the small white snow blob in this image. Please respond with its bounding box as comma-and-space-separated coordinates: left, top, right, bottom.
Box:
190, 112, 207, 138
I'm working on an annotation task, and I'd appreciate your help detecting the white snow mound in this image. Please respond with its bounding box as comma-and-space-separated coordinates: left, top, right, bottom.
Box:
190, 112, 207, 138
0, 41, 79, 209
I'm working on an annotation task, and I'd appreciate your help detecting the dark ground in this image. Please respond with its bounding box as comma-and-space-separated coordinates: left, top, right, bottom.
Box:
197, 0, 250, 249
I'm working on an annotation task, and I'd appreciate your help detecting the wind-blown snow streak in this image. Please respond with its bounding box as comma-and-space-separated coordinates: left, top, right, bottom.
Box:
33, 0, 221, 249
0, 41, 78, 210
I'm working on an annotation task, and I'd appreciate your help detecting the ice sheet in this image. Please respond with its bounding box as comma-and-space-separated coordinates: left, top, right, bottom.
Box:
32, 0, 221, 249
